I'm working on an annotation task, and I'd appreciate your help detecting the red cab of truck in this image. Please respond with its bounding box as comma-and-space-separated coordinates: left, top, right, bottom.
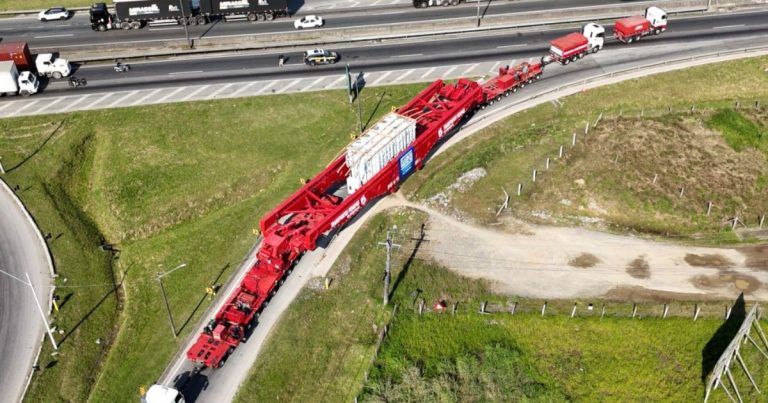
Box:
0, 42, 33, 70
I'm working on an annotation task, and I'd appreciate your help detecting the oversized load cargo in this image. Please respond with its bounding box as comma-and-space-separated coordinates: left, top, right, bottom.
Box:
346, 112, 417, 194
0, 42, 33, 71
114, 0, 192, 21
201, 0, 288, 14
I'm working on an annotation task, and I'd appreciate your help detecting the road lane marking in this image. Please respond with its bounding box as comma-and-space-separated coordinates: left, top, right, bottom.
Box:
33, 34, 73, 38
0, 102, 14, 112
231, 81, 258, 96
156, 86, 187, 103
713, 24, 745, 29
325, 76, 346, 89
391, 53, 422, 58
60, 96, 91, 112
371, 71, 393, 86
461, 63, 479, 76
130, 89, 163, 106
169, 70, 203, 75
496, 44, 527, 48
180, 85, 210, 101
83, 93, 114, 110
488, 61, 500, 73
149, 27, 182, 31
9, 100, 40, 116
35, 97, 65, 114
205, 83, 235, 99
275, 79, 301, 93
442, 66, 458, 78
256, 81, 277, 94
420, 67, 436, 79
306, 77, 326, 89
394, 69, 414, 83
107, 90, 138, 107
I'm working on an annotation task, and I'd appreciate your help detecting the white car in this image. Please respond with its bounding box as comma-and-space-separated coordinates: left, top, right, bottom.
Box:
38, 7, 71, 21
294, 15, 324, 29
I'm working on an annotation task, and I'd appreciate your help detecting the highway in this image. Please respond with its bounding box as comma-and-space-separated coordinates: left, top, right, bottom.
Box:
0, 182, 53, 403
1, 0, 625, 49
140, 10, 768, 403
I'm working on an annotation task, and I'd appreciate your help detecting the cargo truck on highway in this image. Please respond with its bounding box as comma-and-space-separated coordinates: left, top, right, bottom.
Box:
613, 7, 668, 43
0, 61, 39, 97
545, 23, 605, 65
90, 0, 289, 31
412, 0, 462, 7
0, 42, 72, 79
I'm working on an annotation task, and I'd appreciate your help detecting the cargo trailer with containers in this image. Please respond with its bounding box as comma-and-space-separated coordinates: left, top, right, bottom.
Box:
613, 7, 668, 43
0, 61, 39, 97
0, 42, 33, 71
200, 0, 289, 22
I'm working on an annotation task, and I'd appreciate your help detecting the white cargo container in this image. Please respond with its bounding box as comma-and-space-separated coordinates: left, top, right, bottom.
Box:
346, 112, 416, 194
0, 61, 38, 96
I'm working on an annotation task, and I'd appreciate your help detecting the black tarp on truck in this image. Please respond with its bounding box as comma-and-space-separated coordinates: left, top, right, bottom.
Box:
200, 0, 288, 15
114, 0, 193, 21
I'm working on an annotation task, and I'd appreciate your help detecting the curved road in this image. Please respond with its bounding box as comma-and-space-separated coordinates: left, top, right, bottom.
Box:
0, 181, 52, 403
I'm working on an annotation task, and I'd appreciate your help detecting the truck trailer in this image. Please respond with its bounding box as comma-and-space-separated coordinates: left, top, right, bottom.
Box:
413, 0, 461, 8
614, 7, 668, 43
0, 61, 39, 97
91, 0, 289, 31
0, 42, 72, 79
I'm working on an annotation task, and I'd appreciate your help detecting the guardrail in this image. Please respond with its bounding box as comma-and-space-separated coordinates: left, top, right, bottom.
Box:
52, 0, 718, 64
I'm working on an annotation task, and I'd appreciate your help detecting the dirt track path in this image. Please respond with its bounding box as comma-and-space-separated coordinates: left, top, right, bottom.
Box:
388, 195, 768, 301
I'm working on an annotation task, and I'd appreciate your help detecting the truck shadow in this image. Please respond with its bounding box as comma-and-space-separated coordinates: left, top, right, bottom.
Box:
701, 293, 746, 383
174, 369, 210, 402
287, 0, 305, 15
389, 222, 426, 302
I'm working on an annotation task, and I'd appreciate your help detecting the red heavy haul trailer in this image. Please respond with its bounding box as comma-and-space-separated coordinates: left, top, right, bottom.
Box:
482, 62, 543, 105
186, 78, 487, 368
613, 7, 668, 44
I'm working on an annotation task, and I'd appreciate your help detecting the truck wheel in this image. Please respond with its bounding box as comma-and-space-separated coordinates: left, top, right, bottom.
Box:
131, 21, 141, 29
20, 90, 30, 97
418, 1, 428, 7
257, 13, 266, 21
654, 28, 661, 35
450, 0, 459, 4
265, 12, 275, 21
562, 58, 570, 65
197, 16, 208, 25
53, 72, 63, 79
504, 90, 510, 97
247, 13, 257, 21
122, 22, 131, 30
97, 24, 107, 31
512, 86, 518, 93
535, 73, 541, 80
627, 37, 634, 44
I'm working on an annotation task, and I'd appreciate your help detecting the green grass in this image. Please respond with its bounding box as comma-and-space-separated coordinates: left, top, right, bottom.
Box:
0, 84, 425, 402
402, 56, 768, 242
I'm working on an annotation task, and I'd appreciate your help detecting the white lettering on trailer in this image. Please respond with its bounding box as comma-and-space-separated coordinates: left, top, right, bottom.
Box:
129, 5, 161, 16
220, 0, 250, 9
331, 195, 367, 229
438, 107, 466, 138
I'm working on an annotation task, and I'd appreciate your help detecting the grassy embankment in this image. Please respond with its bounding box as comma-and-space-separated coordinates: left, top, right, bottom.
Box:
402, 56, 768, 243
0, 84, 423, 402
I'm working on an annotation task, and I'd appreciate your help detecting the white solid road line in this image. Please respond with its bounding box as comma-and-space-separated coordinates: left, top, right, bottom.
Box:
205, 83, 235, 99
391, 53, 423, 58
107, 90, 138, 107
497, 44, 528, 48
33, 34, 73, 39
180, 85, 210, 101
420, 67, 436, 79
83, 93, 114, 110
156, 86, 188, 103
371, 71, 393, 86
130, 89, 163, 106
169, 70, 204, 75
394, 69, 414, 83
325, 75, 346, 89
149, 27, 182, 31
713, 24, 746, 29
231, 81, 259, 96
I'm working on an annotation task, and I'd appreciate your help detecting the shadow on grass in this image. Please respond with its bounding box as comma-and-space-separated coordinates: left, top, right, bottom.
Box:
59, 262, 133, 345
175, 263, 230, 336
389, 222, 426, 303
363, 92, 387, 131
701, 293, 746, 383
7, 120, 65, 173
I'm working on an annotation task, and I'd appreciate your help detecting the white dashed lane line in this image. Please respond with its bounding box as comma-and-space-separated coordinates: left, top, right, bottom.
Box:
108, 90, 139, 107
180, 85, 210, 101
156, 86, 188, 103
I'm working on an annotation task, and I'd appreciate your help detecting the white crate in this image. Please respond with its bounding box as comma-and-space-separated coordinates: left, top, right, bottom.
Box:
346, 112, 416, 194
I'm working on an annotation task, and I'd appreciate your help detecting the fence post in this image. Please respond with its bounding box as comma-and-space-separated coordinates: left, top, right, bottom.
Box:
572, 132, 576, 146
452, 302, 458, 315
694, 304, 701, 321
652, 174, 658, 185
541, 301, 547, 316
517, 183, 522, 196
584, 123, 589, 135
756, 100, 760, 109
571, 303, 577, 318
663, 304, 669, 319
559, 145, 564, 158
418, 298, 424, 315
726, 304, 732, 320
707, 201, 713, 216
732, 217, 739, 231
532, 169, 537, 182
511, 301, 517, 315
546, 158, 550, 170
632, 303, 637, 319
760, 215, 765, 229
601, 304, 606, 319
480, 301, 487, 314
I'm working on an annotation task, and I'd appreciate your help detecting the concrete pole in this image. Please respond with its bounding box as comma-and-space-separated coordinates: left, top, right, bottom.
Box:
0, 157, 5, 174
178, 0, 192, 48
26, 272, 58, 350
379, 228, 400, 306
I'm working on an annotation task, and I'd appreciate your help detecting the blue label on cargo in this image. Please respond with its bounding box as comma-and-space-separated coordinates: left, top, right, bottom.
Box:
399, 147, 415, 179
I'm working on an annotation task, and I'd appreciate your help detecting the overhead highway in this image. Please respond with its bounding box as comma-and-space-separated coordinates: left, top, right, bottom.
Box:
2, 0, 630, 49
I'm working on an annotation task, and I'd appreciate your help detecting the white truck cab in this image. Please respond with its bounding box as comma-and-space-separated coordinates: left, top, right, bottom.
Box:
645, 6, 668, 30
582, 23, 605, 53
141, 384, 184, 403
0, 61, 39, 96
35, 53, 71, 79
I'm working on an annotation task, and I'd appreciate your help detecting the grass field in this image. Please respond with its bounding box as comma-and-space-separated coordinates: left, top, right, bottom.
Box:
0, 84, 424, 402
401, 56, 768, 242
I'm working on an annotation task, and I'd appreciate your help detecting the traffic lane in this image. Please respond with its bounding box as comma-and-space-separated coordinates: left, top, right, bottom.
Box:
0, 184, 50, 403
8, 0, 632, 49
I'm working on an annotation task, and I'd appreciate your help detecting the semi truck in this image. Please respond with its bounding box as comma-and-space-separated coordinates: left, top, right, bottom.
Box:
0, 42, 72, 79
614, 7, 668, 43
413, 0, 461, 8
546, 23, 604, 65
0, 61, 39, 97
90, 0, 289, 31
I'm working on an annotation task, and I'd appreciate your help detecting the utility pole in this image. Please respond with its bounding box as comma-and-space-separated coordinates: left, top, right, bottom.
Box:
476, 0, 480, 27
378, 227, 401, 306
157, 263, 187, 337
25, 272, 58, 350
346, 63, 353, 104
355, 79, 363, 133
178, 0, 192, 48
0, 156, 5, 174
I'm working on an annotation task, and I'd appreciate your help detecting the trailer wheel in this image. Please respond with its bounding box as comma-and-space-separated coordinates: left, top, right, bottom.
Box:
265, 12, 275, 21
257, 13, 266, 21
188, 16, 198, 25
562, 58, 570, 65
122, 22, 131, 30
130, 21, 141, 29
97, 23, 107, 31
247, 13, 257, 21
535, 73, 541, 80
512, 86, 518, 93
495, 95, 502, 102
197, 16, 208, 25
520, 82, 525, 88
627, 37, 634, 44
450, 0, 460, 4
504, 90, 510, 97
418, 1, 428, 7
577, 52, 585, 59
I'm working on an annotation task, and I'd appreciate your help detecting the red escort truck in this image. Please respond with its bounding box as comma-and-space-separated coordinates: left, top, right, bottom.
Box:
546, 23, 605, 65
614, 7, 668, 43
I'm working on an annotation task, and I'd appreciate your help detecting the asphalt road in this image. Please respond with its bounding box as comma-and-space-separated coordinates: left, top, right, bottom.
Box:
152, 10, 768, 403
9, 9, 767, 100
0, 182, 52, 403
1, 0, 623, 48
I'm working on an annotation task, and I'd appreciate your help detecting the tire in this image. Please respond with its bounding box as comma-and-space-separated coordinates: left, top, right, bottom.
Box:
52, 71, 63, 79
627, 37, 634, 44
60, 16, 66, 20
197, 16, 208, 25
535, 74, 541, 80
80, 78, 87, 86
131, 21, 141, 29
495, 95, 502, 102
98, 24, 107, 31
578, 52, 585, 59
504, 90, 510, 97
442, 1, 449, 6
247, 13, 257, 21
562, 58, 570, 65
257, 13, 266, 21
266, 12, 274, 21
654, 28, 661, 35
122, 22, 131, 30
20, 90, 30, 97
512, 86, 518, 93
520, 82, 525, 88
450, 0, 459, 4
419, 1, 428, 7
189, 16, 198, 25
